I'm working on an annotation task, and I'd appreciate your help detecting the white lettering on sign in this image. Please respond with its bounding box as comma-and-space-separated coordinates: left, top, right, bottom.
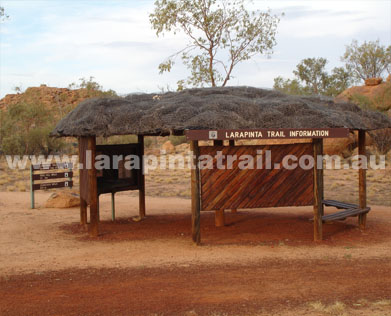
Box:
289, 130, 329, 137
223, 129, 331, 139
225, 131, 264, 138
267, 131, 285, 138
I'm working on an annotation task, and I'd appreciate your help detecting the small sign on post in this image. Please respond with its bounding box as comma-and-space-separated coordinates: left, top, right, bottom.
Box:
30, 162, 73, 209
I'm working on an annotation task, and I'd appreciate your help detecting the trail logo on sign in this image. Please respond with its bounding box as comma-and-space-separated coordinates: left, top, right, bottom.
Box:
209, 131, 218, 139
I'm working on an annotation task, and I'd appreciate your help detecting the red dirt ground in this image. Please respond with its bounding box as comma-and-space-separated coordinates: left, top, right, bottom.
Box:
62, 209, 391, 247
1, 192, 391, 315
1, 259, 390, 316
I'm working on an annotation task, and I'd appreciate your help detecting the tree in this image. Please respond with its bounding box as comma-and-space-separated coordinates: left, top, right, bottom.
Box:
293, 58, 328, 95
0, 6, 9, 21
273, 76, 310, 96
341, 40, 391, 82
274, 58, 352, 97
68, 76, 117, 97
0, 101, 66, 155
150, 0, 281, 88
323, 66, 352, 97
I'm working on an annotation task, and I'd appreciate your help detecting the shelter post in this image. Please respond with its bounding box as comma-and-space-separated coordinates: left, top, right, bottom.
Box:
87, 136, 99, 237
229, 140, 237, 213
215, 209, 225, 227
111, 192, 115, 221
358, 130, 367, 229
313, 138, 324, 241
78, 137, 88, 226
138, 135, 146, 218
80, 198, 87, 226
213, 140, 227, 223
190, 140, 201, 245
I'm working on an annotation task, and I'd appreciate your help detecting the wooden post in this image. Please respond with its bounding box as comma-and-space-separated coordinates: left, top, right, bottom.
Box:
78, 137, 87, 226
80, 198, 87, 226
215, 209, 225, 227
229, 140, 237, 213
190, 140, 201, 245
229, 139, 238, 213
358, 130, 367, 230
313, 138, 324, 241
111, 192, 115, 221
97, 195, 100, 222
88, 136, 99, 237
30, 163, 35, 209
138, 135, 146, 218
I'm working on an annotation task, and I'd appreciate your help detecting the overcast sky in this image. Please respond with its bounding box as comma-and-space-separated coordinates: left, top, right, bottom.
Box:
0, 0, 390, 97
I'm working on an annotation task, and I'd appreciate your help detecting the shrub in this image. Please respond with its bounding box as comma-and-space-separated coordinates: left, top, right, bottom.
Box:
370, 128, 391, 154
168, 135, 187, 146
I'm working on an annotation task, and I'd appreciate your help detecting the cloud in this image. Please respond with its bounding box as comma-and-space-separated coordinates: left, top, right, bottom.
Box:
268, 1, 390, 38
0, 0, 390, 97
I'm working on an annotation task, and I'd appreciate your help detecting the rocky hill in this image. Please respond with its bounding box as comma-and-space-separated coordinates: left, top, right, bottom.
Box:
0, 84, 115, 117
335, 75, 391, 116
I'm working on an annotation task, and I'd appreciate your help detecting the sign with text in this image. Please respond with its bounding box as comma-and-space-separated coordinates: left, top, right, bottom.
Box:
33, 181, 73, 191
32, 162, 73, 170
32, 171, 73, 181
30, 162, 73, 208
185, 128, 350, 140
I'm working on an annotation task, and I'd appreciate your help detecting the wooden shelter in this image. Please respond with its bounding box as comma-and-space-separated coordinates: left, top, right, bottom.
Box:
51, 87, 391, 243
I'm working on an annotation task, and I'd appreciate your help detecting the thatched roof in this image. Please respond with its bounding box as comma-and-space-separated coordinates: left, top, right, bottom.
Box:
51, 86, 391, 137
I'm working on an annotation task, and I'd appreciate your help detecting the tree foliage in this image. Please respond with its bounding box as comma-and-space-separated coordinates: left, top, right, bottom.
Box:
293, 58, 328, 95
68, 76, 117, 97
341, 40, 391, 82
274, 58, 352, 97
0, 6, 9, 21
0, 78, 117, 155
0, 101, 66, 155
273, 76, 310, 96
150, 0, 281, 88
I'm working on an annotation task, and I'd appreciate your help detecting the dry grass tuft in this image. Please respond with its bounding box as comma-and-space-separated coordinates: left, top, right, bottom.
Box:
308, 301, 347, 316
372, 299, 391, 307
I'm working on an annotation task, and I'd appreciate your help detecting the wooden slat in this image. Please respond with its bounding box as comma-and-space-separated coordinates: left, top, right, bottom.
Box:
322, 207, 370, 222
323, 200, 358, 209
199, 143, 314, 211
190, 141, 201, 245
358, 130, 367, 229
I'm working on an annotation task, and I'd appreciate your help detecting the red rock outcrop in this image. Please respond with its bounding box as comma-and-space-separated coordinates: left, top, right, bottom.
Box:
0, 84, 111, 114
364, 77, 383, 86
335, 81, 391, 112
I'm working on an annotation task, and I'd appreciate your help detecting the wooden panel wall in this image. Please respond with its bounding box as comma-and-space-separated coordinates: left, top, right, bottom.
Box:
200, 143, 314, 211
